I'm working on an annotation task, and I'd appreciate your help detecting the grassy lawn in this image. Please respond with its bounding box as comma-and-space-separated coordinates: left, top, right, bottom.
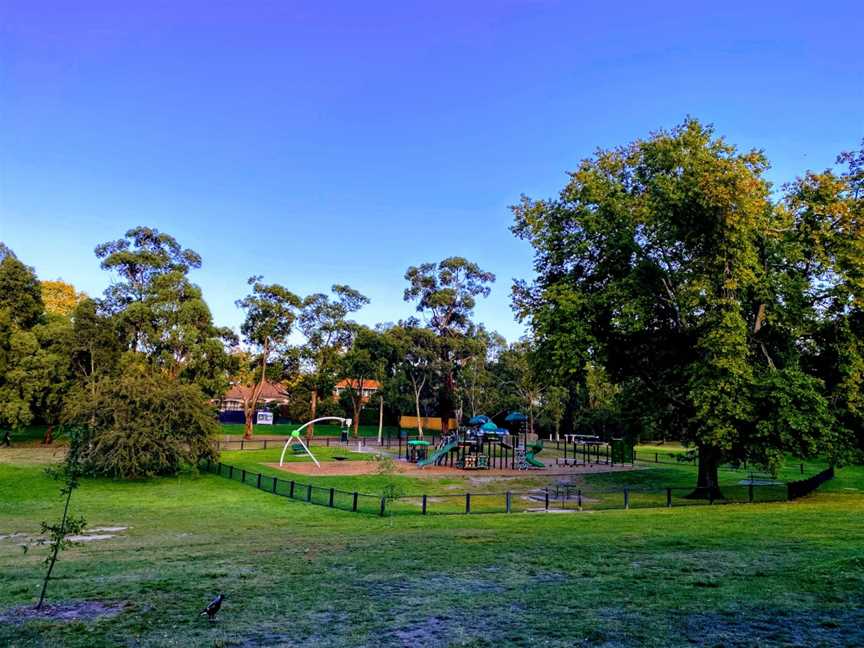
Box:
2, 447, 863, 647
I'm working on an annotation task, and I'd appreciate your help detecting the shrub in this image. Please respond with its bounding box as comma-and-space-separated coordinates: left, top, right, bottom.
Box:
65, 365, 218, 478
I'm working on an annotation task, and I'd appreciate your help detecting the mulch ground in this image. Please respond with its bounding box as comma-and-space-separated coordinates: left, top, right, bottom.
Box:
265, 459, 636, 477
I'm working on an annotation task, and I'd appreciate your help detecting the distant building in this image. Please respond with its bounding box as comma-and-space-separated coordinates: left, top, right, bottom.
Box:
218, 380, 290, 413
333, 379, 381, 402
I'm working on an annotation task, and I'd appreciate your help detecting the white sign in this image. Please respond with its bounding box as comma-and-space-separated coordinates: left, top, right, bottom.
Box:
256, 411, 274, 425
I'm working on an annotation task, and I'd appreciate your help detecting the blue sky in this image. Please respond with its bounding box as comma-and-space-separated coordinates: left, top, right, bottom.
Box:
1, 1, 862, 341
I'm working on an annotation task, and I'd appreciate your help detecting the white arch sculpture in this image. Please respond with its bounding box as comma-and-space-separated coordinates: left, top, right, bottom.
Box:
278, 417, 352, 468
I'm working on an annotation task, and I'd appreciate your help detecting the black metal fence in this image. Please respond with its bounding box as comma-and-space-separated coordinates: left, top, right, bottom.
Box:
200, 459, 824, 517
787, 466, 835, 499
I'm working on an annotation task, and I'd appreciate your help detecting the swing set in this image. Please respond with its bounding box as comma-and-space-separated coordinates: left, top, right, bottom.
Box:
278, 417, 352, 468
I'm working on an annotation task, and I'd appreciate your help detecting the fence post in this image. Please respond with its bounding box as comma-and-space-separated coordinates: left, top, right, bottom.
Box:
272, 477, 278, 493
422, 494, 427, 515
306, 484, 312, 502
466, 493, 471, 514
544, 488, 549, 511
352, 492, 358, 512
577, 489, 582, 511
379, 497, 386, 517
666, 488, 672, 508
655, 452, 659, 463
506, 491, 511, 513
328, 488, 335, 507
241, 469, 246, 483
289, 480, 295, 498
748, 484, 754, 503
241, 440, 244, 450
624, 488, 630, 510
256, 473, 262, 489
229, 465, 234, 479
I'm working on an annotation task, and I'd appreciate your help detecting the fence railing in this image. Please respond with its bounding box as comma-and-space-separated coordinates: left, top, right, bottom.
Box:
787, 466, 835, 499
201, 459, 808, 517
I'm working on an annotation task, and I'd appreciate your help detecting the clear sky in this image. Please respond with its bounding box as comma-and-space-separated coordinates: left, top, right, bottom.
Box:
1, 1, 862, 341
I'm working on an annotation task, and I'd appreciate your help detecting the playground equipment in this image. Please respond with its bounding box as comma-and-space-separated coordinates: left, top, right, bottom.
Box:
278, 417, 352, 468
417, 412, 543, 471
407, 439, 431, 463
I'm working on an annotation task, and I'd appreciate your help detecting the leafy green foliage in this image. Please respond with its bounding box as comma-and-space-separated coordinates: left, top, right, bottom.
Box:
513, 119, 854, 488
64, 364, 218, 478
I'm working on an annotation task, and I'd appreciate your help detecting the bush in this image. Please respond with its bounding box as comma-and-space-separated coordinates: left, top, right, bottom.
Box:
65, 366, 218, 478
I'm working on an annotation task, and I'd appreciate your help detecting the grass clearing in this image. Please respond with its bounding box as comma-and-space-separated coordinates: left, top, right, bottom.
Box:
2, 446, 863, 646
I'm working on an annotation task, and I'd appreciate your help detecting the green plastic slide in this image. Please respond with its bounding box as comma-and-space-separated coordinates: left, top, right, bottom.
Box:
418, 439, 458, 468
525, 440, 544, 467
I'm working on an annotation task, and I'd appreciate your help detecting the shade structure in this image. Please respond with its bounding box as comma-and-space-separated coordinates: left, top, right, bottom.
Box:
505, 411, 528, 423
468, 415, 490, 426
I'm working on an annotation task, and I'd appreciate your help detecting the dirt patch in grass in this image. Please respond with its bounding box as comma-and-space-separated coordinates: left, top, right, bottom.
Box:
0, 600, 125, 624
266, 460, 637, 478
682, 608, 864, 647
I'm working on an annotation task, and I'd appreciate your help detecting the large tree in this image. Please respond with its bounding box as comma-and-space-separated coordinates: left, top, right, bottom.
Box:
0, 253, 74, 443
95, 227, 233, 395
404, 257, 495, 435
235, 277, 301, 439
513, 119, 844, 493
298, 285, 368, 437
380, 322, 438, 437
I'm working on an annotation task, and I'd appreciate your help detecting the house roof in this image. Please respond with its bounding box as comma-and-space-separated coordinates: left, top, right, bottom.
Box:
334, 378, 381, 391
223, 380, 288, 401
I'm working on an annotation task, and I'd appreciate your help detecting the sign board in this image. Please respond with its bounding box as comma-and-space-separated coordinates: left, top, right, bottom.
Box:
256, 411, 274, 425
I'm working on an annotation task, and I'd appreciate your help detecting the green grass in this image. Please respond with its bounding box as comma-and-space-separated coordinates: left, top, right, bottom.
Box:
1, 447, 863, 646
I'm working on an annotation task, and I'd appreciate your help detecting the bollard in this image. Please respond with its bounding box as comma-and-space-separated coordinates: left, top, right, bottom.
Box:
666, 488, 672, 508
352, 492, 358, 512
422, 494, 427, 515
624, 488, 630, 510
506, 491, 511, 514
466, 493, 471, 514
328, 488, 335, 507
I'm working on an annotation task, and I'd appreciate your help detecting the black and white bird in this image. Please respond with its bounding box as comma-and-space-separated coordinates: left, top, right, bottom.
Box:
200, 593, 224, 621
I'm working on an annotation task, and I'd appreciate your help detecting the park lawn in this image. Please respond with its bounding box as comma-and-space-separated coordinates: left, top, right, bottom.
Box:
2, 449, 863, 647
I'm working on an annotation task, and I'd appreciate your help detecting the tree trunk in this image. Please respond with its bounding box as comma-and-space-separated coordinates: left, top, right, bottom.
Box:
243, 401, 255, 439
414, 390, 424, 438
439, 370, 455, 436
308, 389, 318, 442
43, 424, 54, 445
377, 396, 384, 444
688, 445, 723, 499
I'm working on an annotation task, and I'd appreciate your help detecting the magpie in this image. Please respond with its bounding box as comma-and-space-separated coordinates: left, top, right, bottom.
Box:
200, 593, 224, 621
